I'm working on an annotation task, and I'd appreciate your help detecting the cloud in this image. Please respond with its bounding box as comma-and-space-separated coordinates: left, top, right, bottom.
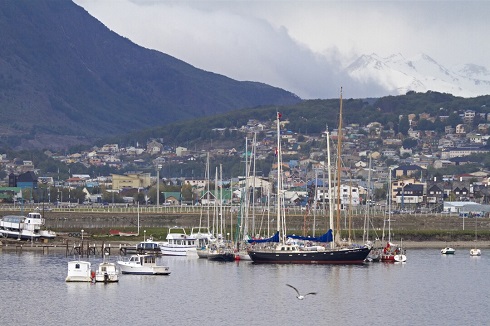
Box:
74, 0, 490, 99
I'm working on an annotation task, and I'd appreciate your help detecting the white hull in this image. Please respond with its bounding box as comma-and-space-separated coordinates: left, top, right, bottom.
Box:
118, 264, 170, 275
196, 249, 210, 259
65, 275, 93, 282
441, 247, 455, 255
117, 254, 171, 275
160, 245, 197, 256
470, 248, 481, 256
394, 254, 407, 262
235, 251, 251, 261
0, 230, 41, 240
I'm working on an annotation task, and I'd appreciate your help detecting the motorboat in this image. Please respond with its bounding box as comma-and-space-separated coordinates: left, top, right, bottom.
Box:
470, 248, 481, 256
136, 238, 163, 255
65, 260, 94, 282
0, 212, 56, 240
117, 254, 171, 275
441, 247, 456, 255
95, 261, 119, 283
160, 227, 197, 256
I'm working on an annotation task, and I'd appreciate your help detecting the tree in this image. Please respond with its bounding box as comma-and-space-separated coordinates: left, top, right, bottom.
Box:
398, 116, 410, 136
402, 138, 418, 149
181, 184, 194, 202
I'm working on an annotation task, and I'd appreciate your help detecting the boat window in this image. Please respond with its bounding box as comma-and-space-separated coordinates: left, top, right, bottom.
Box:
75, 263, 80, 269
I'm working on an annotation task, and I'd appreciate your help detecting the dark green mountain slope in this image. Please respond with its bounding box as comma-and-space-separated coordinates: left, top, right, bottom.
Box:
0, 0, 299, 150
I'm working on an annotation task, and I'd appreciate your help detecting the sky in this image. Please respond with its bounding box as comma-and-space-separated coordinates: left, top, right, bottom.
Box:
73, 0, 490, 99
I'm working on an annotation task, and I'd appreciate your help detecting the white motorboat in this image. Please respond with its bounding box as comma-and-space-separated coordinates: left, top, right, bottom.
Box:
65, 260, 94, 282
470, 248, 481, 256
117, 254, 171, 275
441, 247, 456, 255
0, 212, 56, 240
95, 261, 119, 283
160, 227, 197, 256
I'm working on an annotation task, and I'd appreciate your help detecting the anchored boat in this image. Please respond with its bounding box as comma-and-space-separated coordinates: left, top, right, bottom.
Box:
117, 254, 171, 275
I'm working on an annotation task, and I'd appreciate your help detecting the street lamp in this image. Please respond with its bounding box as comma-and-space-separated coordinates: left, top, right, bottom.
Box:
81, 229, 84, 241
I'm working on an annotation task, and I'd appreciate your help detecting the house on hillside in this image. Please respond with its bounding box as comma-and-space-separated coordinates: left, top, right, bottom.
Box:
162, 192, 181, 205
394, 183, 424, 206
392, 164, 425, 179
9, 171, 38, 189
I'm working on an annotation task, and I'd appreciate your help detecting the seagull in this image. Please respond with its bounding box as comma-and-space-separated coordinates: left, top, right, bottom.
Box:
286, 284, 317, 300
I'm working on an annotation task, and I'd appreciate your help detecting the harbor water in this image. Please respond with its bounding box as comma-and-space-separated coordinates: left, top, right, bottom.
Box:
0, 249, 488, 326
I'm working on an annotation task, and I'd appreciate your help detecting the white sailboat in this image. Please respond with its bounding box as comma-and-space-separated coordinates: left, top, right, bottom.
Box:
470, 218, 481, 256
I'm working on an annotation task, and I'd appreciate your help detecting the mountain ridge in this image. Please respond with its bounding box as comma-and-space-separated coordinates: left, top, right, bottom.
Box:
0, 0, 299, 150
346, 53, 490, 98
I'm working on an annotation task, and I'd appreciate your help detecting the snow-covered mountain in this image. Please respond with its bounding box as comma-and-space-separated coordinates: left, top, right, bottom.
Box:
345, 53, 490, 97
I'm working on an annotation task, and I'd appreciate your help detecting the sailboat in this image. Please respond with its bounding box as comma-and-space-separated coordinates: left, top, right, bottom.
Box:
364, 154, 381, 262
380, 169, 407, 262
470, 217, 481, 256
247, 104, 371, 264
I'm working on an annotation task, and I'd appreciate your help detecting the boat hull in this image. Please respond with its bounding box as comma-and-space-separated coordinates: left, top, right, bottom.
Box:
470, 248, 481, 256
248, 247, 371, 264
160, 245, 196, 256
441, 248, 455, 255
0, 230, 41, 240
207, 252, 235, 262
118, 265, 171, 275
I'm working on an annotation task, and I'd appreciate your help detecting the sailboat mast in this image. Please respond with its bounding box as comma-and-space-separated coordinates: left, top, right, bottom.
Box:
251, 132, 257, 236
276, 112, 282, 241
327, 129, 334, 249
336, 87, 343, 243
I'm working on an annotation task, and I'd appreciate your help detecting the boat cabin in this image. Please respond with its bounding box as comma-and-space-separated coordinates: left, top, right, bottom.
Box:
129, 254, 157, 266
276, 244, 300, 251
136, 240, 162, 254
66, 261, 93, 282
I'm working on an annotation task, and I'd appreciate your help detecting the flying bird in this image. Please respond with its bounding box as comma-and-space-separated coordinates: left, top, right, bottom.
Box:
286, 284, 317, 300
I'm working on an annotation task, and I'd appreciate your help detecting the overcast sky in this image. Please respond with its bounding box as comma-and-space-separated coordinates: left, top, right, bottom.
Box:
74, 0, 490, 99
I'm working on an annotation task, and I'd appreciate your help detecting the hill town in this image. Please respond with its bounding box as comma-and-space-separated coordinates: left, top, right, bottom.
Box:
2, 105, 490, 218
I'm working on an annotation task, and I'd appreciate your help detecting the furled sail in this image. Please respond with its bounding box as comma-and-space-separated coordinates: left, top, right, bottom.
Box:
287, 229, 333, 243
247, 231, 280, 243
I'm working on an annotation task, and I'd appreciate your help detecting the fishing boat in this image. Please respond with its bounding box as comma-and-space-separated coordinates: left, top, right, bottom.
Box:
95, 260, 119, 283
65, 260, 94, 282
441, 247, 455, 255
0, 212, 56, 240
117, 254, 171, 275
160, 227, 198, 256
248, 108, 371, 264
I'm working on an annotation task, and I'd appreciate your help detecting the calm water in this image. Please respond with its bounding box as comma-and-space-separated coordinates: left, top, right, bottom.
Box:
0, 249, 488, 326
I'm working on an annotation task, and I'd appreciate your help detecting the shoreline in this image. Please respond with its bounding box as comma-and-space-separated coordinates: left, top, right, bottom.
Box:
388, 240, 490, 249
2, 239, 488, 253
